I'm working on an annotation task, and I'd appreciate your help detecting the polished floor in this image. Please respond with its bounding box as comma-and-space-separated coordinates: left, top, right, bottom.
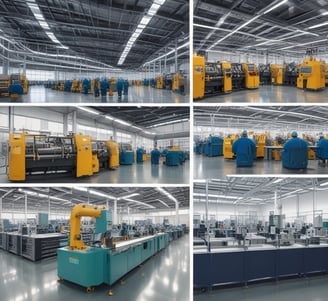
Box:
195, 85, 328, 103
0, 160, 189, 184
194, 155, 328, 179
0, 234, 189, 301
0, 85, 189, 103
194, 275, 328, 301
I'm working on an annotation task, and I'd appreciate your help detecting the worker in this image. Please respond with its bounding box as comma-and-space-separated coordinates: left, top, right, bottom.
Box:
151, 148, 161, 164
82, 78, 90, 94
117, 78, 124, 99
232, 130, 256, 167
123, 80, 129, 95
316, 136, 328, 165
94, 79, 100, 97
282, 131, 308, 169
100, 78, 108, 97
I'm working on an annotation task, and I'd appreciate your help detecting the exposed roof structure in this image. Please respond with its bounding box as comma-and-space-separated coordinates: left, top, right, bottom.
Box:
0, 186, 189, 213
194, 177, 328, 205
0, 0, 189, 71
194, 106, 328, 132
194, 0, 328, 56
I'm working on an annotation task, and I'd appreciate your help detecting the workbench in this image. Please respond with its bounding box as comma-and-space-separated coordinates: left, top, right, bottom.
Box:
194, 243, 328, 289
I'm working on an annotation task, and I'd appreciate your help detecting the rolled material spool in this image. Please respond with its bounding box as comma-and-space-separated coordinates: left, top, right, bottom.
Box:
36, 154, 64, 160
37, 147, 62, 155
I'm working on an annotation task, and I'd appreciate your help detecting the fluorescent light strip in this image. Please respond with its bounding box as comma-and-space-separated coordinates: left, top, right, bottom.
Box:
117, 193, 140, 200
148, 118, 189, 128
281, 38, 327, 50
308, 21, 328, 29
263, 0, 288, 15
123, 198, 155, 209
156, 199, 170, 208
156, 187, 178, 205
78, 107, 100, 115
118, 0, 166, 65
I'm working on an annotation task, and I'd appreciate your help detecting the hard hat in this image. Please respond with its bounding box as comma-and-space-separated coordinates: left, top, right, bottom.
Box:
242, 130, 247, 136
291, 131, 298, 138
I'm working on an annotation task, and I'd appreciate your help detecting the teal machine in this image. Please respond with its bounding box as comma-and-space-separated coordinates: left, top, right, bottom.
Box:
119, 143, 134, 165
57, 204, 169, 295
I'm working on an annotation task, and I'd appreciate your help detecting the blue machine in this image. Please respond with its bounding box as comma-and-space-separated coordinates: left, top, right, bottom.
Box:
151, 149, 161, 164
232, 137, 256, 167
123, 80, 129, 95
150, 78, 156, 87
136, 148, 144, 163
143, 79, 149, 86
100, 78, 108, 96
117, 79, 124, 98
316, 138, 328, 161
64, 80, 72, 92
57, 205, 169, 294
204, 136, 224, 156
282, 137, 308, 169
9, 81, 23, 98
82, 78, 90, 94
165, 151, 181, 166
119, 143, 134, 165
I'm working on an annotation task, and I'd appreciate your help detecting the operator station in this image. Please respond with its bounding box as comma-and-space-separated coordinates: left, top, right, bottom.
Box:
194, 177, 328, 301
0, 186, 189, 300
193, 0, 328, 102
0, 106, 190, 184
0, 0, 189, 103
194, 106, 328, 178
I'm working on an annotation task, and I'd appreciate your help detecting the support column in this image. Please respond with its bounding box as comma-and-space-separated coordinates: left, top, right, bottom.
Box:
113, 199, 117, 224
164, 47, 167, 74
72, 110, 77, 134
127, 206, 130, 224
48, 195, 51, 218
153, 62, 155, 78
113, 127, 117, 141
205, 179, 208, 231
296, 194, 300, 217
63, 113, 69, 135
313, 181, 316, 224
25, 194, 27, 223
0, 197, 2, 225
175, 200, 179, 226
8, 106, 14, 132
175, 38, 178, 73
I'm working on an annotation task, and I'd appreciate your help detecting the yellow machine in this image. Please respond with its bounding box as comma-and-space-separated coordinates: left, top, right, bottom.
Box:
71, 80, 80, 92
272, 141, 282, 160
106, 140, 119, 169
169, 146, 181, 151
297, 57, 325, 90
109, 78, 117, 92
324, 63, 328, 86
271, 64, 284, 85
223, 137, 236, 159
91, 141, 100, 173
19, 75, 29, 94
242, 63, 260, 89
69, 204, 106, 250
172, 72, 186, 93
57, 81, 65, 91
220, 61, 232, 93
156, 76, 164, 89
255, 134, 266, 158
193, 54, 205, 99
8, 133, 93, 181
90, 79, 95, 94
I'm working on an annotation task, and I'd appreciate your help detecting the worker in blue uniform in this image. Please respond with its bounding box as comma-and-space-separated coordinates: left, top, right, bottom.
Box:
151, 148, 161, 164
82, 78, 90, 94
316, 136, 328, 165
100, 78, 108, 97
117, 78, 123, 99
123, 80, 129, 95
282, 131, 308, 169
232, 130, 256, 167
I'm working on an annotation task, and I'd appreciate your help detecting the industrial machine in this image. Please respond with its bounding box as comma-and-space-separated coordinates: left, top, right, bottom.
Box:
172, 72, 186, 94
325, 64, 328, 86
71, 80, 81, 93
193, 55, 232, 99
271, 64, 284, 85
136, 148, 144, 163
258, 64, 271, 85
255, 134, 266, 158
203, 136, 224, 156
297, 57, 325, 91
223, 136, 237, 159
8, 133, 94, 181
231, 63, 245, 90
156, 76, 164, 89
242, 63, 260, 89
57, 204, 169, 294
283, 63, 298, 86
119, 143, 134, 165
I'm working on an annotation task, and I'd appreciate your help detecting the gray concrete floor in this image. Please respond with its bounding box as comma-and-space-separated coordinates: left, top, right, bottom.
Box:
194, 275, 328, 301
194, 155, 328, 179
195, 85, 328, 103
0, 234, 189, 301
0, 85, 189, 103
0, 160, 189, 184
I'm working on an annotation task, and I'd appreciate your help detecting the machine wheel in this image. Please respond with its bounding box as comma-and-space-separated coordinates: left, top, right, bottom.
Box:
86, 287, 94, 293
108, 290, 113, 296
57, 277, 64, 282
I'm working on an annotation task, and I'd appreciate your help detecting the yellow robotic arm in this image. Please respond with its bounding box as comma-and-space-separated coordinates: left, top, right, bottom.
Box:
69, 203, 106, 250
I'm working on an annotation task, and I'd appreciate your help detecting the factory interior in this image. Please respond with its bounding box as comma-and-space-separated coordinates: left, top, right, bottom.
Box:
193, 177, 328, 301
194, 106, 328, 178
0, 0, 189, 103
193, 0, 328, 103
0, 186, 189, 301
0, 106, 190, 184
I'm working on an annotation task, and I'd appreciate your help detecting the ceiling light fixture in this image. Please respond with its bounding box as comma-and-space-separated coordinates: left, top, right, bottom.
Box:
118, 0, 167, 65
78, 107, 100, 115
308, 21, 328, 29
263, 0, 288, 15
